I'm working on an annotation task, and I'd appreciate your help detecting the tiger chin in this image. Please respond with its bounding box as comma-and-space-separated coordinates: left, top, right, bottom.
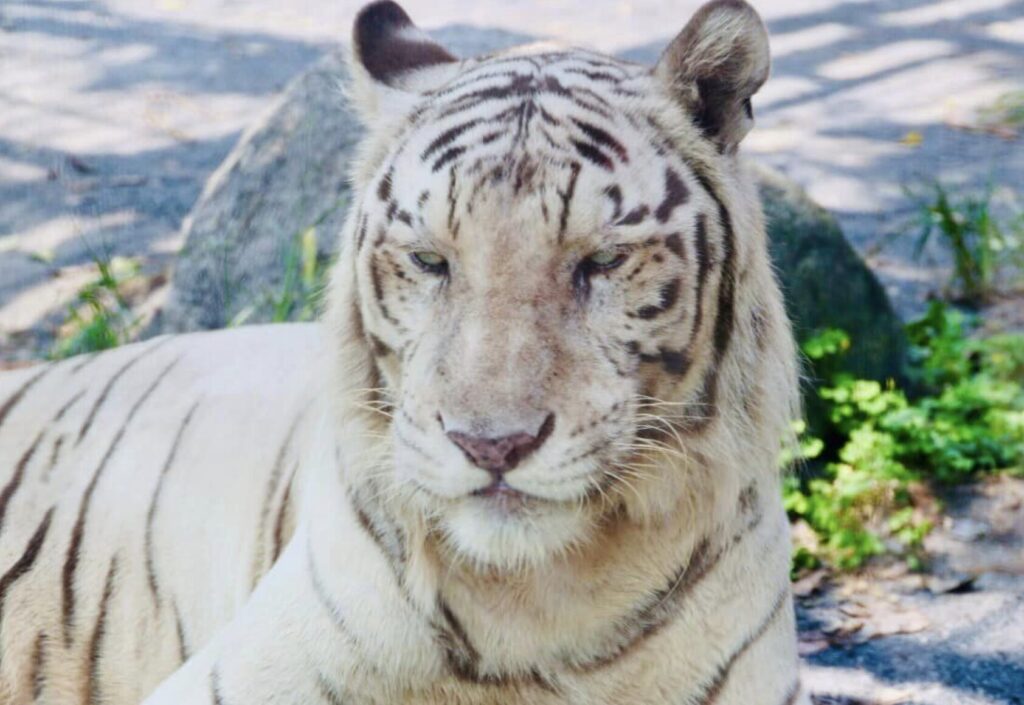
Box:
0, 1, 808, 704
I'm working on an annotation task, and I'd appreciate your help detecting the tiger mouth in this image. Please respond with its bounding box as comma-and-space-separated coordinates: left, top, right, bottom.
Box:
472, 480, 533, 512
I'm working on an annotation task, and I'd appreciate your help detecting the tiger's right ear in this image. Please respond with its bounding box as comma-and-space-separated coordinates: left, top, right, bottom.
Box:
349, 1, 461, 121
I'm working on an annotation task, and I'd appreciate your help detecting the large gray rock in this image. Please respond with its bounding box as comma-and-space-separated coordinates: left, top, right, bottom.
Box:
153, 31, 905, 383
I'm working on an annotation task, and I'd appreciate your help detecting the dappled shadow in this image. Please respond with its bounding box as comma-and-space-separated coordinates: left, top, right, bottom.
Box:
1, 0, 324, 96
0, 0, 326, 354
802, 591, 1024, 703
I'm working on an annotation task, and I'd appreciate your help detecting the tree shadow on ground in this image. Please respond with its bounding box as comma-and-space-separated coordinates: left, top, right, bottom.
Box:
800, 590, 1024, 704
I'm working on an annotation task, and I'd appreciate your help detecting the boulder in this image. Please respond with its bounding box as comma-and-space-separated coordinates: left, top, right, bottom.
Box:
153, 31, 905, 383
755, 164, 906, 383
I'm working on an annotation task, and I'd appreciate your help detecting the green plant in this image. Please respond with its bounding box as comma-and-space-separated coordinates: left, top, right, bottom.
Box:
911, 182, 1023, 304
786, 303, 1024, 571
979, 90, 1024, 130
50, 255, 141, 360
231, 226, 332, 327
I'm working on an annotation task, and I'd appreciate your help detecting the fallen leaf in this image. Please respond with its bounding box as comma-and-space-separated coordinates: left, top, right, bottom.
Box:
899, 130, 923, 147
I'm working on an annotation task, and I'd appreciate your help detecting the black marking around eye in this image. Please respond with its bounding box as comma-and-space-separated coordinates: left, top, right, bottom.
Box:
634, 278, 681, 320
664, 233, 685, 259
370, 255, 400, 327
557, 162, 582, 240
655, 168, 689, 223
638, 347, 691, 376
604, 185, 623, 221
369, 335, 393, 358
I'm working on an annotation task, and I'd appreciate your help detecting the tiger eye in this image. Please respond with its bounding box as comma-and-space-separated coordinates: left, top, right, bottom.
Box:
586, 249, 627, 270
409, 251, 448, 274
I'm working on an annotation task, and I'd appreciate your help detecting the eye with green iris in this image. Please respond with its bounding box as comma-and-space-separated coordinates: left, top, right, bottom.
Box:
585, 248, 627, 270
409, 250, 448, 274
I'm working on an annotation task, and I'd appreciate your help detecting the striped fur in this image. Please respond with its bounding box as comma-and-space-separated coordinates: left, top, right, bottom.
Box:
0, 2, 806, 703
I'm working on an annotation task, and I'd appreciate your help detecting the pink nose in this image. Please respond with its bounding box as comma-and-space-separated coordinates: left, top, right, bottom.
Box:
446, 415, 554, 477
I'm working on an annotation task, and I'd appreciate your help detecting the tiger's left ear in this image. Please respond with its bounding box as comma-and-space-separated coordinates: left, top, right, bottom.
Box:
350, 1, 461, 122
655, 0, 770, 152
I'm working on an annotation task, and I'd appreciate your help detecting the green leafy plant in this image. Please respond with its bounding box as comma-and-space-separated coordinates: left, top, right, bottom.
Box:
786, 303, 1024, 571
50, 255, 142, 360
911, 182, 1023, 304
979, 90, 1024, 132
231, 226, 333, 327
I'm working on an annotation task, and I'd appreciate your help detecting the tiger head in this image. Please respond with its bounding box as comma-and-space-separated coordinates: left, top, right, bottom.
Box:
327, 0, 798, 571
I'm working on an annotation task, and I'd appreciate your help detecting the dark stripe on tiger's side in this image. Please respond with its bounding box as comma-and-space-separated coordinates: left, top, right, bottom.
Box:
210, 668, 227, 705
0, 365, 53, 433
432, 597, 558, 692
317, 674, 347, 705
172, 599, 190, 663
305, 540, 366, 657
0, 507, 54, 636
0, 429, 45, 535
145, 400, 201, 606
435, 597, 484, 682
573, 485, 764, 671
86, 556, 118, 705
62, 356, 180, 645
53, 388, 86, 423
76, 338, 171, 446
699, 587, 791, 705
271, 461, 298, 562
252, 410, 305, 587
45, 435, 66, 481
30, 631, 47, 699
350, 488, 405, 582
779, 680, 802, 705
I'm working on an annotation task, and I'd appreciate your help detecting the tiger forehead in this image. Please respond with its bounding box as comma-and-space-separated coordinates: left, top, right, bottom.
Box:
393, 50, 659, 174
359, 49, 705, 247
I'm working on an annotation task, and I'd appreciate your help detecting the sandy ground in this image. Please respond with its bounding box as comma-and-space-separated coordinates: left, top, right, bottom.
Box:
1, 1, 1023, 702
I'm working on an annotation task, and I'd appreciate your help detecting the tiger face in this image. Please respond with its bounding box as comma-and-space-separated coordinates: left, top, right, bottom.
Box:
338, 0, 778, 570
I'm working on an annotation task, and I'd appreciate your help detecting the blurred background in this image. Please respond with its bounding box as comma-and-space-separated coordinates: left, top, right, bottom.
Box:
1, 1, 1022, 702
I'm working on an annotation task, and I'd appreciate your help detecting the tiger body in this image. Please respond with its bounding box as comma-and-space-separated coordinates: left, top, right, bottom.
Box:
0, 2, 808, 703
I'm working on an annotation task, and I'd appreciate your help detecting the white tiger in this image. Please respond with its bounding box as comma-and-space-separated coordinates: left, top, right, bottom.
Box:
0, 1, 806, 703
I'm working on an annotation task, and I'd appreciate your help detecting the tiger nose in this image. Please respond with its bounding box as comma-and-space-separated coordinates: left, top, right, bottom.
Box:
445, 414, 555, 477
